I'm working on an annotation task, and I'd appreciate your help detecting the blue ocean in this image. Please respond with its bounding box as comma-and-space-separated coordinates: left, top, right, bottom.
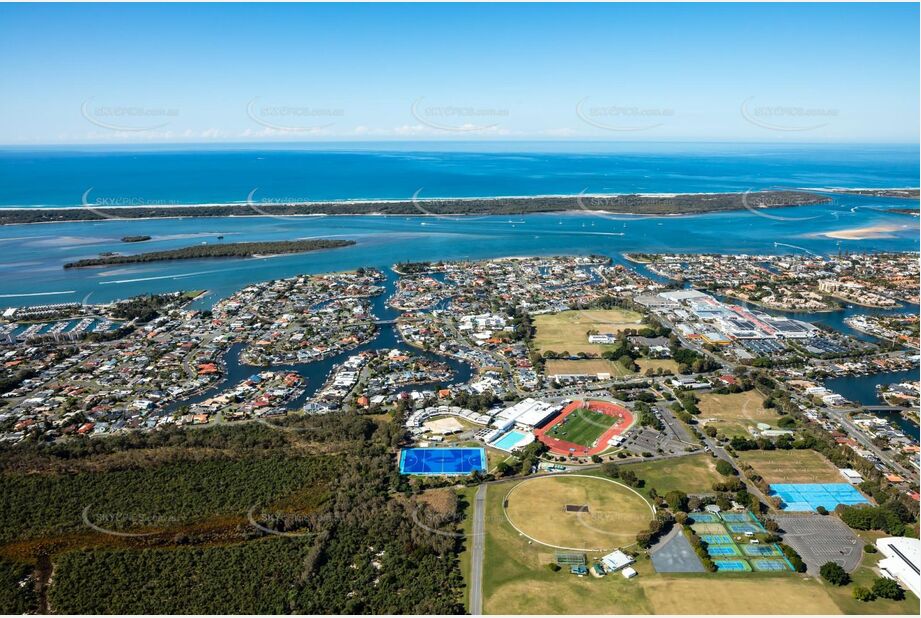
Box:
0, 142, 917, 309
0, 142, 917, 206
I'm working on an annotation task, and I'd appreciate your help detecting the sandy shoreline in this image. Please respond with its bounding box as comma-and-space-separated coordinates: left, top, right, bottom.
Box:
0, 191, 766, 211
0, 190, 836, 228
816, 224, 907, 240
1, 186, 917, 211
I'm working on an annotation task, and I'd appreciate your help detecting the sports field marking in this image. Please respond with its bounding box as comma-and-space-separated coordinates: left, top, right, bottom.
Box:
399, 447, 486, 475
752, 558, 788, 571
534, 400, 634, 456
545, 407, 615, 447
691, 522, 728, 534
714, 559, 752, 572
689, 513, 720, 523
707, 544, 741, 557
770, 482, 870, 512
503, 474, 655, 552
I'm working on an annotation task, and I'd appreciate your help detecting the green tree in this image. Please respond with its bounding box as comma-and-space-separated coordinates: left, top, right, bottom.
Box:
601, 462, 620, 478
780, 544, 807, 573
852, 587, 875, 602
664, 490, 689, 512
819, 562, 850, 586
871, 577, 904, 601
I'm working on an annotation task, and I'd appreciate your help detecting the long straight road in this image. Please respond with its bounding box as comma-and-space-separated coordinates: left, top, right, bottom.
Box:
469, 483, 487, 615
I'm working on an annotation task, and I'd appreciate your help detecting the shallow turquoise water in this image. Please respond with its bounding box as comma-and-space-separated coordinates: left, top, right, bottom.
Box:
0, 198, 917, 307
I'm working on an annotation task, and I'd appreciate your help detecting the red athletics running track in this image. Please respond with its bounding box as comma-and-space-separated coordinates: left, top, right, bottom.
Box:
534, 400, 634, 456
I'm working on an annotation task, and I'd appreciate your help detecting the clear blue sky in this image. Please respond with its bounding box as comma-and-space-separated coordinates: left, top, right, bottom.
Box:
0, 2, 917, 144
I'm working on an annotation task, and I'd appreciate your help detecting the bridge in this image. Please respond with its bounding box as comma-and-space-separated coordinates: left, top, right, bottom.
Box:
863, 405, 909, 413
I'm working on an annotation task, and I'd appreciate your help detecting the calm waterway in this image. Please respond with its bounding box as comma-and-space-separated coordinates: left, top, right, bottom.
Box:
0, 144, 917, 418
823, 369, 920, 437
162, 269, 473, 412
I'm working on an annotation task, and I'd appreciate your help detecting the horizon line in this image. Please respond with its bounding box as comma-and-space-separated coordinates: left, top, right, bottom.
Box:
1, 138, 919, 150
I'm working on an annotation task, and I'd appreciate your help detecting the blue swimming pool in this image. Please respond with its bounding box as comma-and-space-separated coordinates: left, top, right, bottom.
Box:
491, 430, 528, 451
399, 447, 486, 476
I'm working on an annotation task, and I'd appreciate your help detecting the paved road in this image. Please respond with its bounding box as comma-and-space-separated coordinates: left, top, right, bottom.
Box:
824, 406, 917, 482
656, 402, 697, 445
469, 483, 487, 616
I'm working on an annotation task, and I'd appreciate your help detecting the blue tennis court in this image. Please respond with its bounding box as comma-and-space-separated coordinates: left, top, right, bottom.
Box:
714, 559, 751, 572
701, 534, 733, 545
742, 544, 781, 557
721, 513, 752, 523
690, 513, 720, 523
770, 483, 869, 512
708, 545, 741, 556
399, 447, 486, 475
752, 558, 789, 572
727, 523, 759, 534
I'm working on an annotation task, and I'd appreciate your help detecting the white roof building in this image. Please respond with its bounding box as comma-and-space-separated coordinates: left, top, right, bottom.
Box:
492, 398, 561, 429
876, 537, 920, 599
838, 468, 864, 484
659, 289, 709, 302
601, 550, 635, 573
588, 334, 618, 344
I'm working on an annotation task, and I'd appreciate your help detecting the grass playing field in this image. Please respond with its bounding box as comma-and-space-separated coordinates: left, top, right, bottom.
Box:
532, 309, 644, 355
454, 486, 478, 612
544, 358, 633, 378
621, 453, 724, 495
483, 477, 655, 614
545, 407, 616, 447
480, 475, 911, 615
696, 390, 778, 438
635, 358, 680, 373
637, 575, 843, 614
738, 449, 844, 484
503, 475, 653, 551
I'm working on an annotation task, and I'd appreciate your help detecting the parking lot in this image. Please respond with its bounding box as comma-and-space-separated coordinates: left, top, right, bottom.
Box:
774, 514, 861, 574
741, 338, 787, 355
623, 426, 687, 457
